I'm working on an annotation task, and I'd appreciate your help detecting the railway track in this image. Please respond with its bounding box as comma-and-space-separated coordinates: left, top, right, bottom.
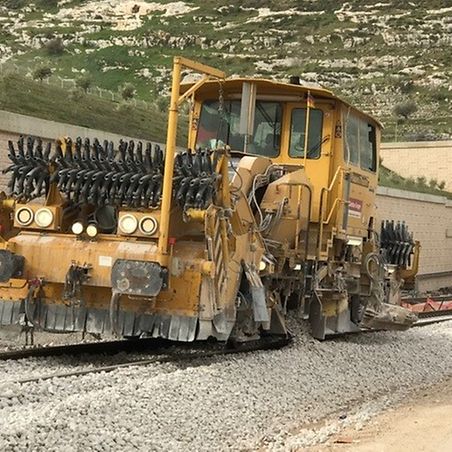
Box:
1, 302, 450, 385
0, 335, 291, 385
0, 337, 174, 361
414, 309, 452, 326
403, 293, 452, 326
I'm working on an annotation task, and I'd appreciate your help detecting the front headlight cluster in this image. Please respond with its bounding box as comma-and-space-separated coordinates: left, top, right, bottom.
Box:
15, 206, 55, 229
118, 213, 158, 236
71, 222, 99, 238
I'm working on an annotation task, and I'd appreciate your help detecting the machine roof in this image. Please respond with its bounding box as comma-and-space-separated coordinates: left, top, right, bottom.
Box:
180, 77, 382, 127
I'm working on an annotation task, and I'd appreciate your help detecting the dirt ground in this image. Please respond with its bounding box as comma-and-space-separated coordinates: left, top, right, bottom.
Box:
317, 378, 452, 452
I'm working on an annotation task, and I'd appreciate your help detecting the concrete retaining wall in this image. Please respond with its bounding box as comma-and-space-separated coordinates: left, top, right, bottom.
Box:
0, 109, 152, 192
376, 187, 452, 292
381, 140, 452, 190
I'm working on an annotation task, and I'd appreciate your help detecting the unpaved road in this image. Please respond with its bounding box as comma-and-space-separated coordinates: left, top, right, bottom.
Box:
314, 378, 452, 452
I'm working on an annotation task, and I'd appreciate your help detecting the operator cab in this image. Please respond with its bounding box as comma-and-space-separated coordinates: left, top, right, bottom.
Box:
186, 78, 336, 164
186, 78, 379, 172
184, 77, 381, 239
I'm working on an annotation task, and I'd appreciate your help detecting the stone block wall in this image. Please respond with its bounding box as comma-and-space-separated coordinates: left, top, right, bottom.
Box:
381, 140, 452, 191
376, 187, 452, 292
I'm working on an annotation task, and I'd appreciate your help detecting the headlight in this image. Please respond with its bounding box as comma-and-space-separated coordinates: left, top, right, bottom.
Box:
35, 208, 54, 228
139, 216, 158, 235
118, 214, 138, 234
15, 207, 34, 226
71, 221, 84, 235
86, 223, 99, 238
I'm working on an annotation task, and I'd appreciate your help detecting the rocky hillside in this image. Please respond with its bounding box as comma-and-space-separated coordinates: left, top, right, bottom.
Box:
0, 0, 451, 140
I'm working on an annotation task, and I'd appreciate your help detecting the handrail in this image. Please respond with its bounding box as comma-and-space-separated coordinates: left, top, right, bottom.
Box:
316, 166, 348, 259
157, 57, 225, 266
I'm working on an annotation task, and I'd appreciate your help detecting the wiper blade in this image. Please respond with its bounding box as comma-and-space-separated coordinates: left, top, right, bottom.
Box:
307, 134, 331, 158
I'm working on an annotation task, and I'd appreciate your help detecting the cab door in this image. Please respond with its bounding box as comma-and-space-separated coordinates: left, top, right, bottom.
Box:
341, 109, 379, 238
281, 101, 336, 223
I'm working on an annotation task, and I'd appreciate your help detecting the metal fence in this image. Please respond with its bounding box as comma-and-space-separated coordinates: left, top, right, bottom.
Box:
0, 62, 153, 110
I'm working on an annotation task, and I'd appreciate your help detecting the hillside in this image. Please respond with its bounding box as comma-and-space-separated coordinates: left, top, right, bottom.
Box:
0, 0, 451, 141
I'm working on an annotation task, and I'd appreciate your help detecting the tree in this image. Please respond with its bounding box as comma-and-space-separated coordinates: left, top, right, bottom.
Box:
416, 176, 427, 186
120, 83, 136, 101
156, 95, 169, 112
393, 100, 418, 120
428, 178, 438, 189
76, 75, 92, 93
4, 0, 25, 9
32, 66, 52, 82
45, 38, 65, 56
36, 0, 58, 7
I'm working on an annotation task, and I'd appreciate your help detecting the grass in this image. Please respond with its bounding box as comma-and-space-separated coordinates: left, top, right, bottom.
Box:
0, 73, 188, 145
379, 166, 452, 199
0, 75, 448, 199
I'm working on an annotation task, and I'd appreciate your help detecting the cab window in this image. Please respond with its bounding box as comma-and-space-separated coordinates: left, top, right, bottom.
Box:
345, 112, 377, 172
289, 108, 323, 159
196, 100, 282, 157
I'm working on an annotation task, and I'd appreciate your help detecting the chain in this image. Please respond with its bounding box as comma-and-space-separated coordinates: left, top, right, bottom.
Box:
217, 80, 225, 117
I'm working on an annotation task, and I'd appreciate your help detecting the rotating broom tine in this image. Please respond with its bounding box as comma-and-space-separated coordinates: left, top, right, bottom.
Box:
380, 220, 415, 268
3, 136, 53, 201
4, 135, 221, 212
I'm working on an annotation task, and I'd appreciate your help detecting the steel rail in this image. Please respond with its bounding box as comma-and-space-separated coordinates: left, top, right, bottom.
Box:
414, 315, 452, 326
2, 336, 291, 385
402, 294, 452, 305
0, 337, 175, 361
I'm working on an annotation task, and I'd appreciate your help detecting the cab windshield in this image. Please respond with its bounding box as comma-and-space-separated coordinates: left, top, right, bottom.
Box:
196, 100, 282, 157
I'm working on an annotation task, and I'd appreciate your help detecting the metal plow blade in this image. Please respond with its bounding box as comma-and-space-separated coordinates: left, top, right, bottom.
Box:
361, 303, 418, 331
0, 299, 198, 342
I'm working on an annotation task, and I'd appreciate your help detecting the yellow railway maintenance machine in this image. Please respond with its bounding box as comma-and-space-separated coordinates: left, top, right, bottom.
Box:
0, 57, 418, 341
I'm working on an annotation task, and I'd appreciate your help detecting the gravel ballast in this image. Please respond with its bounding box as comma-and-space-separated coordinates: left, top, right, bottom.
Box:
0, 320, 451, 451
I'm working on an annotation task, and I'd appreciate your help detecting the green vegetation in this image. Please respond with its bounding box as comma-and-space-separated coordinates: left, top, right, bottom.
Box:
75, 75, 92, 93
44, 38, 65, 56
393, 100, 418, 120
0, 73, 188, 145
120, 83, 136, 101
0, 0, 450, 144
379, 166, 452, 199
32, 66, 52, 82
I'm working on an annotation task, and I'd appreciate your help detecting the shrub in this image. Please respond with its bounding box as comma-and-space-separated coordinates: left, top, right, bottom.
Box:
36, 0, 58, 7
429, 178, 438, 189
32, 66, 52, 82
4, 0, 25, 9
393, 100, 418, 119
416, 176, 427, 186
156, 95, 169, 112
45, 38, 65, 56
68, 87, 82, 101
120, 83, 136, 101
116, 102, 133, 114
75, 75, 92, 93
397, 79, 414, 94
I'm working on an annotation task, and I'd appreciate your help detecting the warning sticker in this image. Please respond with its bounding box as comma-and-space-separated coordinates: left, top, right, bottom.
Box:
99, 255, 113, 267
348, 198, 363, 219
